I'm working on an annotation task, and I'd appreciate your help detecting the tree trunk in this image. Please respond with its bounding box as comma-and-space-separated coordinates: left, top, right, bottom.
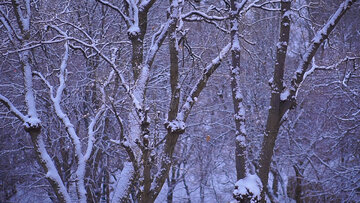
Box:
230, 0, 248, 181
28, 127, 70, 203
293, 165, 303, 203
258, 1, 291, 201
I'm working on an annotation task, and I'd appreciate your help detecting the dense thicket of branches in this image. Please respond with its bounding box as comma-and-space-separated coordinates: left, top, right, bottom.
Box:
0, 0, 359, 202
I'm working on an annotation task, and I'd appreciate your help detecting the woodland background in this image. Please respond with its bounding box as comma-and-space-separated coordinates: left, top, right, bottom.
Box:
0, 0, 359, 202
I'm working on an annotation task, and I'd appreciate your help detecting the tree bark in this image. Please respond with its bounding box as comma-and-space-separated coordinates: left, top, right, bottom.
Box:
258, 1, 291, 201
230, 0, 248, 181
293, 165, 303, 203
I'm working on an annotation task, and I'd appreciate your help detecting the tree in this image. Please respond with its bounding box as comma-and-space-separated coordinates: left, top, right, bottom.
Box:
0, 0, 359, 202
1, 0, 232, 202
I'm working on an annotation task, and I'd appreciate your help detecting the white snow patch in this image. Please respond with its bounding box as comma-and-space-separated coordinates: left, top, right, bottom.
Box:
233, 174, 262, 202
166, 119, 186, 133
280, 89, 290, 101
112, 162, 134, 202
128, 25, 140, 37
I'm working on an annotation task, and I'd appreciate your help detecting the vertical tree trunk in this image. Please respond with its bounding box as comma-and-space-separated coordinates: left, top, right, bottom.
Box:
166, 165, 177, 203
258, 1, 291, 201
230, 0, 248, 181
293, 165, 303, 203
272, 170, 279, 198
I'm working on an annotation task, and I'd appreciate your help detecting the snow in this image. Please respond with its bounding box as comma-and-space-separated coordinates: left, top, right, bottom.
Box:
46, 43, 88, 203
36, 134, 72, 202
342, 71, 351, 87
240, 124, 247, 135
127, 25, 140, 37
303, 0, 353, 81
123, 140, 130, 147
233, 174, 262, 202
85, 109, 103, 161
181, 10, 227, 21
236, 134, 246, 145
110, 139, 121, 144
283, 10, 291, 18
325, 0, 349, 29
276, 41, 287, 49
211, 43, 231, 64
22, 52, 40, 124
236, 0, 247, 12
165, 119, 186, 133
0, 17, 14, 41
232, 66, 240, 75
268, 77, 273, 85
176, 43, 231, 124
235, 89, 243, 100
0, 94, 26, 121
280, 89, 290, 101
23, 0, 31, 30
232, 36, 241, 52
24, 116, 41, 129
112, 162, 134, 202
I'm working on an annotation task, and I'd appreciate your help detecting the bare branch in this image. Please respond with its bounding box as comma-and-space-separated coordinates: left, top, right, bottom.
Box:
0, 93, 26, 122
95, 0, 131, 25
288, 0, 357, 106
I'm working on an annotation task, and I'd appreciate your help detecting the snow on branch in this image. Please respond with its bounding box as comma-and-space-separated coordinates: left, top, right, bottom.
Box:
139, 0, 157, 12
45, 25, 137, 114
34, 134, 72, 203
312, 56, 360, 71
11, 0, 30, 33
182, 10, 228, 21
167, 0, 181, 123
112, 162, 135, 203
145, 21, 171, 67
95, 0, 130, 25
85, 71, 114, 160
41, 41, 87, 203
153, 43, 231, 200
126, 0, 140, 38
177, 43, 231, 122
21, 52, 41, 130
241, 0, 281, 15
0, 14, 16, 42
235, 0, 248, 14
133, 1, 179, 117
288, 0, 356, 106
0, 94, 26, 122
164, 119, 185, 134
